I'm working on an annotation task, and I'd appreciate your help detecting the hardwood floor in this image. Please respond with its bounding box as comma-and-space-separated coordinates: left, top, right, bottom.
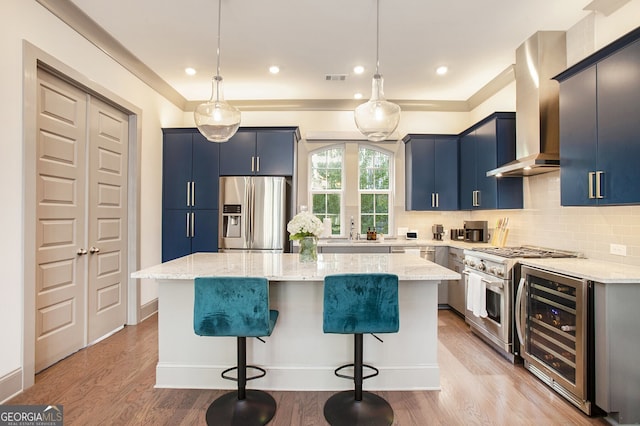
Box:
9, 310, 608, 425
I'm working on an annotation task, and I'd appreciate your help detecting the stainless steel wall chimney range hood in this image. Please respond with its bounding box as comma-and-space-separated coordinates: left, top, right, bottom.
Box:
487, 31, 567, 177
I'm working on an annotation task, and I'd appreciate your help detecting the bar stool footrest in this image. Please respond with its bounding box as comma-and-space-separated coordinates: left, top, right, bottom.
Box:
221, 365, 267, 382
334, 363, 379, 381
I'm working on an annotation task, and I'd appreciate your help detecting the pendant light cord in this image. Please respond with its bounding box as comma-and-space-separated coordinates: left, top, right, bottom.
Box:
216, 0, 222, 79
375, 0, 380, 75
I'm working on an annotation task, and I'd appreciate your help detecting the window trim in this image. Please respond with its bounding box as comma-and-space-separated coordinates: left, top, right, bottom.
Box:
357, 144, 394, 236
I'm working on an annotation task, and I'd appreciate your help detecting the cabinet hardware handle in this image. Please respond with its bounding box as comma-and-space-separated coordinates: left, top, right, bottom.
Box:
89, 246, 100, 254
431, 193, 435, 208
595, 171, 604, 199
186, 213, 190, 238
256, 156, 260, 172
588, 172, 595, 199
186, 182, 191, 206
251, 156, 255, 172
191, 212, 195, 237
76, 248, 88, 255
436, 193, 439, 208
191, 181, 195, 206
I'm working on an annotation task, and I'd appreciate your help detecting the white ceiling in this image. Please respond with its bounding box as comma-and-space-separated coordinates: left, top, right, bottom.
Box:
68, 0, 593, 104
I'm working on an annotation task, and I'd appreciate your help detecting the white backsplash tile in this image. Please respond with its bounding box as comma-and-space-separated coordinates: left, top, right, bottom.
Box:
398, 170, 640, 269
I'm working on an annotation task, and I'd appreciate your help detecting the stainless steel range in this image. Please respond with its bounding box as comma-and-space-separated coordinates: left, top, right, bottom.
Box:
463, 246, 580, 362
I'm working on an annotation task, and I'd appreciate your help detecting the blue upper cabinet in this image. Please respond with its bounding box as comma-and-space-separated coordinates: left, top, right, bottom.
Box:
163, 129, 220, 210
556, 29, 640, 206
403, 134, 459, 211
219, 127, 300, 176
459, 113, 523, 210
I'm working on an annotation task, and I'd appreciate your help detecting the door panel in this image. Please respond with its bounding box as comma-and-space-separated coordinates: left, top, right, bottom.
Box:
87, 97, 129, 343
35, 69, 87, 372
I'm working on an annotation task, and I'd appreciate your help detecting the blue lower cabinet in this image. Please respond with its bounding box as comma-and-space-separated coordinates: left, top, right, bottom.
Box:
162, 209, 219, 262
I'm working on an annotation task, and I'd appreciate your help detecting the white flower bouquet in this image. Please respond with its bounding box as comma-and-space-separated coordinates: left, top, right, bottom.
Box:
287, 211, 323, 240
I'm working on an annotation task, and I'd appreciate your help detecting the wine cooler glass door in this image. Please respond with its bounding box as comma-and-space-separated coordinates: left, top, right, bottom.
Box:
519, 266, 589, 413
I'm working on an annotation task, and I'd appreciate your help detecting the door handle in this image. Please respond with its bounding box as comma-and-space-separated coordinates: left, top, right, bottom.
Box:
435, 193, 439, 208
191, 181, 195, 206
515, 277, 526, 348
256, 156, 260, 173
186, 212, 190, 238
595, 171, 604, 199
588, 172, 595, 199
186, 182, 191, 206
431, 193, 435, 208
89, 246, 100, 254
191, 212, 195, 238
251, 156, 255, 172
77, 248, 88, 255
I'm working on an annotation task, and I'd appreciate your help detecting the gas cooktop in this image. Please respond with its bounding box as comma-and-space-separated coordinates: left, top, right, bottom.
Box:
470, 246, 580, 259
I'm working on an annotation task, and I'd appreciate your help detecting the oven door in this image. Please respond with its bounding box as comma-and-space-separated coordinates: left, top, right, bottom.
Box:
464, 269, 512, 356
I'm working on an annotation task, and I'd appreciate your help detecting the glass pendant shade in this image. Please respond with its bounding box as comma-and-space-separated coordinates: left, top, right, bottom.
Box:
354, 74, 401, 142
194, 76, 241, 143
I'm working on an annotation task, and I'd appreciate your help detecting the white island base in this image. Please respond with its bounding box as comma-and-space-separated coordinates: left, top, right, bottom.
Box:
133, 253, 459, 391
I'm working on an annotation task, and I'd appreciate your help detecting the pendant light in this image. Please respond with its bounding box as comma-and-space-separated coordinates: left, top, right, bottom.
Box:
194, 0, 241, 142
354, 0, 401, 142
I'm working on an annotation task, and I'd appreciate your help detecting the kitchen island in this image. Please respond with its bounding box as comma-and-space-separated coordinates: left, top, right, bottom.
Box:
131, 252, 460, 391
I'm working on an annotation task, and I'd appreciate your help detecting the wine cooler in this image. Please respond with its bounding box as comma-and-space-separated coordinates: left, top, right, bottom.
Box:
516, 265, 593, 415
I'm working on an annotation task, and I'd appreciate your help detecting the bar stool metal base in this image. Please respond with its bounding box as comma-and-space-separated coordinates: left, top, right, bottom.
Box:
323, 390, 393, 426
205, 390, 276, 426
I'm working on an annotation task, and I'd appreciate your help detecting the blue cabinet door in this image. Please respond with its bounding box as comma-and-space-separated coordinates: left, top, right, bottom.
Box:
597, 39, 640, 204
256, 131, 295, 176
475, 120, 498, 209
459, 132, 476, 210
191, 209, 219, 254
559, 66, 598, 206
162, 209, 192, 262
434, 136, 459, 210
405, 136, 434, 210
192, 132, 220, 209
162, 132, 193, 209
219, 130, 257, 176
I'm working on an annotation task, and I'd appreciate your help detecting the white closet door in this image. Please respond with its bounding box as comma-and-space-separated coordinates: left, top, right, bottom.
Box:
35, 70, 87, 372
86, 97, 129, 343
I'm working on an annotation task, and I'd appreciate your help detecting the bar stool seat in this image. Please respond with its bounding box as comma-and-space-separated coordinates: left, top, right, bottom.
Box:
194, 276, 278, 426
322, 273, 400, 426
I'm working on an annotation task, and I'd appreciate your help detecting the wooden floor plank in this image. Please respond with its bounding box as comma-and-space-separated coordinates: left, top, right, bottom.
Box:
8, 310, 607, 425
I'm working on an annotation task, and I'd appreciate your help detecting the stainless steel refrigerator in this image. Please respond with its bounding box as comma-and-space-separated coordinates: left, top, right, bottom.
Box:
219, 176, 288, 252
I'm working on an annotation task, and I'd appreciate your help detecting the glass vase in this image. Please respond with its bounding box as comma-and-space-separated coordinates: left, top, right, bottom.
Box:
299, 236, 318, 263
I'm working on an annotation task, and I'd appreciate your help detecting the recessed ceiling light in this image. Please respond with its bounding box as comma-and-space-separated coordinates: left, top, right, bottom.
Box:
436, 66, 448, 75
269, 65, 280, 74
353, 65, 365, 74
354, 93, 363, 100
185, 67, 196, 76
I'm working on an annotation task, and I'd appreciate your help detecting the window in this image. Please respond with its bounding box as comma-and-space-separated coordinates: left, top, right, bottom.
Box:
309, 146, 343, 235
359, 146, 391, 234
308, 144, 393, 236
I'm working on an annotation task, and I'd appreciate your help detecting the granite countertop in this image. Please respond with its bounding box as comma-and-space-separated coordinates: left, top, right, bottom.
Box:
519, 258, 640, 284
131, 252, 461, 282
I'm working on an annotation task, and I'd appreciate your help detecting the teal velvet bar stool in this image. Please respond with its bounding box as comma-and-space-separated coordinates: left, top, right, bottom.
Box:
194, 277, 279, 426
323, 273, 400, 426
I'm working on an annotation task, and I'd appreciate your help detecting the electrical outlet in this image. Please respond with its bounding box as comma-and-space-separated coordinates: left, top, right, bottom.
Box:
610, 243, 627, 256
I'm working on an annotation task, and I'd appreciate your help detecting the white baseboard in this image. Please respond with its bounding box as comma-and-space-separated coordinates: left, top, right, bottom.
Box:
140, 299, 158, 322
155, 363, 441, 391
0, 368, 23, 403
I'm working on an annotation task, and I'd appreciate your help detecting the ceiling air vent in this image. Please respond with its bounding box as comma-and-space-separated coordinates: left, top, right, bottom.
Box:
325, 74, 347, 81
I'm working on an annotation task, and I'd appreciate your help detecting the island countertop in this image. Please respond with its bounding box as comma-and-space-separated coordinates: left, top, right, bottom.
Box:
131, 252, 461, 281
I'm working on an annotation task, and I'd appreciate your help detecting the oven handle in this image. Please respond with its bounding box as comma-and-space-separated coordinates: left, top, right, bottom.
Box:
515, 277, 526, 347
462, 270, 503, 289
